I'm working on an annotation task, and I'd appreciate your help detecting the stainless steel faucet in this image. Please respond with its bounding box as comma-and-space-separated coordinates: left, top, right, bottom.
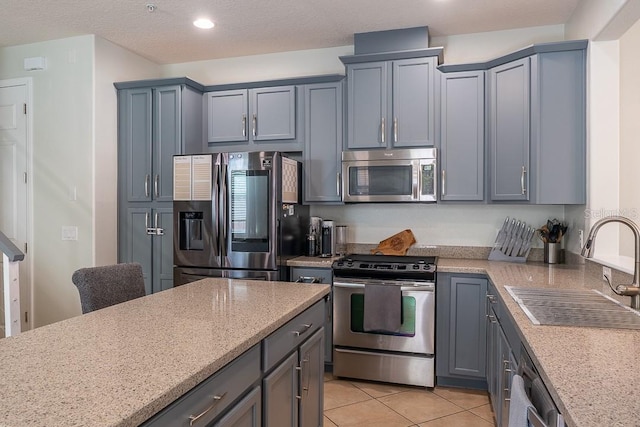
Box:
581, 215, 640, 309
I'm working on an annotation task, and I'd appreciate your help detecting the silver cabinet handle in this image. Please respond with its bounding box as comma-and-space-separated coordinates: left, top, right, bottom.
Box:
441, 169, 446, 197
393, 117, 398, 143
380, 117, 385, 144
145, 212, 149, 230
487, 294, 496, 304
154, 174, 159, 198
292, 323, 312, 337
155, 212, 164, 235
336, 172, 341, 197
144, 174, 150, 198
521, 165, 527, 195
252, 114, 257, 137
188, 392, 227, 426
242, 114, 247, 137
487, 314, 497, 323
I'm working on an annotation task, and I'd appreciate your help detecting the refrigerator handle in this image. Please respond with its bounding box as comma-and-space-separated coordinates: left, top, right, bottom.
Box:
220, 163, 229, 258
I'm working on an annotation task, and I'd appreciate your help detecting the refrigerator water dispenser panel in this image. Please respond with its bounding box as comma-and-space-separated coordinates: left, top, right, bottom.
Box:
179, 211, 204, 251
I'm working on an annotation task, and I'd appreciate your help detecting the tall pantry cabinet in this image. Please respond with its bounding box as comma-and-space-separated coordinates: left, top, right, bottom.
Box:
115, 78, 203, 294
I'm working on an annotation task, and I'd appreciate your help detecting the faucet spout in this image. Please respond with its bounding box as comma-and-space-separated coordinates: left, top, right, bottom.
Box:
581, 216, 640, 310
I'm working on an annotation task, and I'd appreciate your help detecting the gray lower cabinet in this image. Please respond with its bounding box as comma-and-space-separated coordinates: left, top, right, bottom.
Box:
262, 300, 326, 427
290, 267, 333, 364
142, 345, 261, 427
207, 86, 296, 145
488, 47, 586, 204
214, 386, 261, 427
486, 282, 520, 427
143, 299, 326, 427
344, 57, 437, 149
302, 81, 343, 203
436, 273, 487, 389
439, 70, 485, 201
116, 80, 202, 294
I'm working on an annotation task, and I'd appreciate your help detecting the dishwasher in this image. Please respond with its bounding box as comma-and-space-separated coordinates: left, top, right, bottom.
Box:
518, 345, 566, 427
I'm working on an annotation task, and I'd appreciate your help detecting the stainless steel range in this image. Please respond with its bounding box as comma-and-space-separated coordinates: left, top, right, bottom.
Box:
331, 254, 437, 387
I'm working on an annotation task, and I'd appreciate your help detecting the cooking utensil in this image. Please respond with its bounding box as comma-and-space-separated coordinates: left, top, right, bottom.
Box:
505, 220, 522, 255
509, 222, 526, 256
501, 219, 516, 252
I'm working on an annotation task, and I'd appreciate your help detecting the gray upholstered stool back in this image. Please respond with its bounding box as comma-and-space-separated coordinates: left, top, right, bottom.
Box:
72, 263, 146, 314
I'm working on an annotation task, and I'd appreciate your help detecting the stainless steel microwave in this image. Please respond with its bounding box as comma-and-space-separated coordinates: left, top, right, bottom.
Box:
342, 148, 437, 203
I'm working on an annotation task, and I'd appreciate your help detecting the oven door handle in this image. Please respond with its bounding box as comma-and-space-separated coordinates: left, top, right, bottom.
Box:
333, 281, 434, 292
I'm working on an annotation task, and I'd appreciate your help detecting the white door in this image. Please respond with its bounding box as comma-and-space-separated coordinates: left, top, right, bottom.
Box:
0, 79, 31, 334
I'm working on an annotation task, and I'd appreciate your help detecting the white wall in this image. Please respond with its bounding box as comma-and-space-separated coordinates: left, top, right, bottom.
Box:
94, 37, 160, 267
431, 25, 565, 65
0, 35, 160, 327
618, 20, 640, 258
0, 36, 95, 326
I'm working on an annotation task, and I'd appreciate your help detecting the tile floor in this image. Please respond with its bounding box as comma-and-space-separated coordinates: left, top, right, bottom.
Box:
323, 373, 496, 427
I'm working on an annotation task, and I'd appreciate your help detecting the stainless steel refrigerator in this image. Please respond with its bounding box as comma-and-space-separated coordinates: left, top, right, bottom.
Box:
173, 151, 309, 284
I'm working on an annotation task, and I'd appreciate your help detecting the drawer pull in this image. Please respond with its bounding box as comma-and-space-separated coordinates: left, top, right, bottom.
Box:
188, 392, 227, 426
292, 323, 312, 337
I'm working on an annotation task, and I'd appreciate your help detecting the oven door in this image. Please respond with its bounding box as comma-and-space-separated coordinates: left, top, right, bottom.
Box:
333, 279, 435, 354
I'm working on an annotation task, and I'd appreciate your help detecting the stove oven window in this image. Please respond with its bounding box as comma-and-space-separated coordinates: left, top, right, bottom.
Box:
350, 294, 416, 336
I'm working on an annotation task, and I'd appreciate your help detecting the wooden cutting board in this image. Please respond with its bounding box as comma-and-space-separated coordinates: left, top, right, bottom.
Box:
370, 229, 416, 255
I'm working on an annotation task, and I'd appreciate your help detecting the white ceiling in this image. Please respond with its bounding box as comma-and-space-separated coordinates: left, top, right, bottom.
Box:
2, 0, 580, 65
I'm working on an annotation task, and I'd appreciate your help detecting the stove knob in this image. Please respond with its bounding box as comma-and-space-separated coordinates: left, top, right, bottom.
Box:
412, 264, 420, 270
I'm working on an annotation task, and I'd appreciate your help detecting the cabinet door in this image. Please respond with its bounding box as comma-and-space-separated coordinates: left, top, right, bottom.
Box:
122, 88, 152, 202
448, 276, 487, 378
152, 206, 174, 293
346, 62, 387, 149
207, 90, 249, 143
299, 329, 324, 427
263, 352, 298, 427
251, 86, 296, 141
497, 326, 513, 427
303, 82, 343, 203
124, 207, 153, 295
154, 86, 182, 202
440, 71, 485, 201
489, 58, 530, 201
488, 306, 502, 423
214, 386, 261, 427
392, 58, 436, 147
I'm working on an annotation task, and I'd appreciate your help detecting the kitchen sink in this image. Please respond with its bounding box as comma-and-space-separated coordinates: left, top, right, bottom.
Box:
505, 286, 640, 330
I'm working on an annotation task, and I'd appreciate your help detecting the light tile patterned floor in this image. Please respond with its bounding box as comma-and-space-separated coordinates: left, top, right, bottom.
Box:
323, 373, 496, 427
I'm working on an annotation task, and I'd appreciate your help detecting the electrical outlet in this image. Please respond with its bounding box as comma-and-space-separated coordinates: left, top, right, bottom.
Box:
602, 266, 612, 283
578, 229, 584, 248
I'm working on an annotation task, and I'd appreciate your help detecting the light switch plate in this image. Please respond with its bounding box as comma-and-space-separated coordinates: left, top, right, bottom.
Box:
62, 226, 78, 241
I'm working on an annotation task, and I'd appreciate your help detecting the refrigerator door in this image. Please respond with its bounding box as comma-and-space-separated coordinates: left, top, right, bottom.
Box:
173, 153, 223, 269
222, 152, 278, 270
173, 266, 224, 286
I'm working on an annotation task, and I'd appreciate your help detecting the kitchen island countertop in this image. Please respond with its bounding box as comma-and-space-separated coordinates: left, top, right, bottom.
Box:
0, 278, 329, 427
439, 258, 639, 427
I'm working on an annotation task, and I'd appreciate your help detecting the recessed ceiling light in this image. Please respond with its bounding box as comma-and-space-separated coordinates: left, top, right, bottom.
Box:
193, 18, 215, 29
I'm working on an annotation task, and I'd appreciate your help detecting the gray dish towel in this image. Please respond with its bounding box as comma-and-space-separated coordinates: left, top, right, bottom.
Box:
363, 283, 402, 333
508, 374, 535, 427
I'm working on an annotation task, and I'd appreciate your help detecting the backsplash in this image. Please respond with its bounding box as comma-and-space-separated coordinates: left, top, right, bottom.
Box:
311, 203, 566, 250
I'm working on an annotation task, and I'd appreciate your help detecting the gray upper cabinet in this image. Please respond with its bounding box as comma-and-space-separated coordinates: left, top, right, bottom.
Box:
489, 58, 531, 201
116, 79, 203, 294
207, 86, 296, 144
488, 45, 587, 204
439, 70, 485, 201
345, 57, 436, 149
207, 89, 248, 143
303, 81, 343, 203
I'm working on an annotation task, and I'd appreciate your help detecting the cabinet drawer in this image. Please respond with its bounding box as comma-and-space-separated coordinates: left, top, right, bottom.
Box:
143, 345, 260, 427
262, 300, 325, 372
290, 267, 332, 284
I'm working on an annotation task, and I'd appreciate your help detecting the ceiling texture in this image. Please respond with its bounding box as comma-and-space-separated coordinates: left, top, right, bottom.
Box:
1, 0, 580, 64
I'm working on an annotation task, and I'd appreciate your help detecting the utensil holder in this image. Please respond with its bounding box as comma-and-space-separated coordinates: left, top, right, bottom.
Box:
544, 243, 562, 264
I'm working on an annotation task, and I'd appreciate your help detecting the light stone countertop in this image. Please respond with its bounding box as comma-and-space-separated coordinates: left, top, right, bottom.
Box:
438, 258, 640, 427
286, 255, 340, 268
0, 278, 330, 427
